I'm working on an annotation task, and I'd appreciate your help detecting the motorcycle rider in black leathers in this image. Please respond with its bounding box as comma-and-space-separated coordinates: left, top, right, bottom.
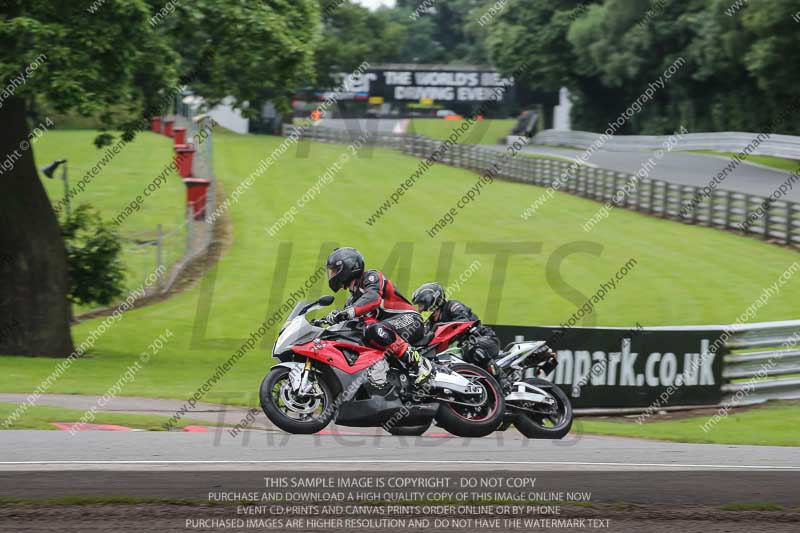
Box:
411, 282, 501, 369
324, 247, 433, 385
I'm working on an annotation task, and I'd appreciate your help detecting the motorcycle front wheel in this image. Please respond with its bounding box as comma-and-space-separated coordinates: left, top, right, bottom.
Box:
259, 366, 335, 434
514, 378, 573, 439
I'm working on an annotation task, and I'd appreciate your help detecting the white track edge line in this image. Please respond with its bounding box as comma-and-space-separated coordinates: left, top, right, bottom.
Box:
0, 460, 798, 470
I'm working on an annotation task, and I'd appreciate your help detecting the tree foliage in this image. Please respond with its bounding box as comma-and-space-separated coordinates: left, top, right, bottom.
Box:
315, 0, 405, 85
61, 205, 126, 307
312, 0, 491, 88
485, 0, 800, 134
0, 0, 320, 356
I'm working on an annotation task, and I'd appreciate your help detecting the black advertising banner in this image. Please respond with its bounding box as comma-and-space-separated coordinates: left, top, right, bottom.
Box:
319, 68, 517, 103
368, 68, 514, 103
490, 325, 727, 408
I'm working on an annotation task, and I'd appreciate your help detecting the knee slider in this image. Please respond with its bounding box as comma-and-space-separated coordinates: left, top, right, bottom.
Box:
366, 323, 396, 347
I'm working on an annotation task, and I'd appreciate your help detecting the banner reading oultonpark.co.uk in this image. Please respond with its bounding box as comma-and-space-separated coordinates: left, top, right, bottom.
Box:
490, 324, 725, 409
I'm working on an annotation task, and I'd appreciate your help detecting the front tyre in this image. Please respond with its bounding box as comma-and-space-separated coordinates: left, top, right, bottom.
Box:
435, 363, 505, 438
514, 379, 573, 439
260, 366, 335, 434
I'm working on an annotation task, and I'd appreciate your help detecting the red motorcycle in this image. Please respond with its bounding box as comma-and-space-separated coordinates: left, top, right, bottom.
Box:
393, 319, 573, 440
260, 296, 505, 438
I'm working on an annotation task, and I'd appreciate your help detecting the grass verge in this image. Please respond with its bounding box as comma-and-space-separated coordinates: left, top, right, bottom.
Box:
36, 129, 186, 305
689, 150, 800, 173
1, 132, 798, 406
0, 402, 214, 431
578, 402, 800, 447
409, 118, 516, 145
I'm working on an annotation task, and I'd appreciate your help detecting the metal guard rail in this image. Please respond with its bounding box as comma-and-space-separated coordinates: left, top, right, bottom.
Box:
722, 320, 800, 403
533, 129, 800, 161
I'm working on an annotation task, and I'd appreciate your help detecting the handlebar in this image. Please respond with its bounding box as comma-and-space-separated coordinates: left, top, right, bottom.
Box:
311, 317, 367, 335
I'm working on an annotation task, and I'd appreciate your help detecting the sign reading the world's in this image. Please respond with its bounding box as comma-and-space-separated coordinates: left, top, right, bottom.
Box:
380, 70, 513, 102
328, 68, 515, 103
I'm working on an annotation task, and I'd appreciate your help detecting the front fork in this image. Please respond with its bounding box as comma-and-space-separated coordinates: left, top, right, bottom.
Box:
297, 358, 313, 395
288, 358, 315, 396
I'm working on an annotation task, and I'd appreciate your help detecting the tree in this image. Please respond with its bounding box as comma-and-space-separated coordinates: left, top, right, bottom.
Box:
485, 0, 800, 135
0, 0, 318, 356
61, 205, 125, 308
314, 0, 405, 86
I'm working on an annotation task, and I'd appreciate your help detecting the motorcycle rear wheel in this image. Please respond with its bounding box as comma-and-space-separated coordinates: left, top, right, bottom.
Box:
435, 363, 505, 438
260, 366, 335, 434
514, 379, 573, 439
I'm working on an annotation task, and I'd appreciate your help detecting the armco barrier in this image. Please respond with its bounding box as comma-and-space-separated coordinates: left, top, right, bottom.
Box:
284, 125, 800, 247
489, 320, 800, 412
533, 129, 800, 160
722, 320, 800, 404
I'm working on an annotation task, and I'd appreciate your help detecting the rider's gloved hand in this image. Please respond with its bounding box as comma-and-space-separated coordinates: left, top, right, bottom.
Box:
325, 308, 353, 324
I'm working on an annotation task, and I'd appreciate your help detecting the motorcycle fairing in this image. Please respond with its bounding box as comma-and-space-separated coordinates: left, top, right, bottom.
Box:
327, 362, 439, 427
430, 321, 475, 352
292, 339, 386, 374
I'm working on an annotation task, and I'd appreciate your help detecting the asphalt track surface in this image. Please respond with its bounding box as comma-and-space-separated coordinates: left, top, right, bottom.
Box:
317, 118, 799, 201
488, 143, 800, 202
2, 429, 799, 472
0, 395, 798, 473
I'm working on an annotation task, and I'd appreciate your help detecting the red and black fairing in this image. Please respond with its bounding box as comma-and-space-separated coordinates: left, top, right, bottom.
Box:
426, 322, 477, 353
288, 323, 438, 427
291, 337, 385, 375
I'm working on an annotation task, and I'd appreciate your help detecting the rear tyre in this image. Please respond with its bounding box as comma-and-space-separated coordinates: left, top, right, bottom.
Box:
514, 379, 573, 439
496, 420, 512, 431
260, 366, 335, 434
435, 363, 505, 438
385, 422, 432, 436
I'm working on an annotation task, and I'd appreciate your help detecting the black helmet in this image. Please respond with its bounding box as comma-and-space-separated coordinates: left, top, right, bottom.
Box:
326, 247, 364, 291
411, 282, 446, 312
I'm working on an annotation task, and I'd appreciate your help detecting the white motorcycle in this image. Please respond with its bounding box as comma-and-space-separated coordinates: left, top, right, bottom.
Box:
391, 336, 573, 439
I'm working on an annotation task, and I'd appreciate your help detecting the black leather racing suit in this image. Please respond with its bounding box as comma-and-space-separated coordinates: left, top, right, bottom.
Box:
426, 300, 500, 367
342, 269, 424, 357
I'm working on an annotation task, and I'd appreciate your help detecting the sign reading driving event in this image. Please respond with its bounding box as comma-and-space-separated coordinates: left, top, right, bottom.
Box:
329, 67, 515, 103
491, 325, 726, 408
377, 69, 513, 102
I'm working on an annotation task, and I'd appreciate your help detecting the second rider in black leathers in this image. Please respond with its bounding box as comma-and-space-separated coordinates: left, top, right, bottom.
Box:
411, 282, 501, 369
